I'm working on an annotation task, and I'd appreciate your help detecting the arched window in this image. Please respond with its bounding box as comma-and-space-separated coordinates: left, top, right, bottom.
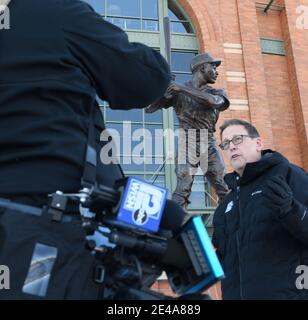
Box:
85, 0, 216, 218
168, 0, 194, 33
86, 0, 194, 33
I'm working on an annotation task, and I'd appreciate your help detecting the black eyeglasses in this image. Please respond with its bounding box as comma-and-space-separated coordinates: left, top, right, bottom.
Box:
219, 135, 253, 151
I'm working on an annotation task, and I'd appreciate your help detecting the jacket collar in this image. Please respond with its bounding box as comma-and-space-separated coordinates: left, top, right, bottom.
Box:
224, 149, 289, 190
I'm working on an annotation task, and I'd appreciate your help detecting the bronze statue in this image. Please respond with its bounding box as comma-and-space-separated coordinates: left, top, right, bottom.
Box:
146, 53, 230, 211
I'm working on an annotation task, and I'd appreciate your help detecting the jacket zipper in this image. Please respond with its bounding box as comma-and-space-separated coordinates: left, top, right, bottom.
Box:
236, 180, 244, 299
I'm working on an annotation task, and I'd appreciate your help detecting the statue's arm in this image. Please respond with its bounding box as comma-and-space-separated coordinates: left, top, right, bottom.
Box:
176, 84, 230, 111
145, 83, 177, 113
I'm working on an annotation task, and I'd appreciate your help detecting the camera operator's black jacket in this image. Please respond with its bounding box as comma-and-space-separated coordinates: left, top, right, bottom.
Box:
0, 0, 171, 195
212, 150, 308, 300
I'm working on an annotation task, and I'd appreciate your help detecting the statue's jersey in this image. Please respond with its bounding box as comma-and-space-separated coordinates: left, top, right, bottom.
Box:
174, 81, 229, 133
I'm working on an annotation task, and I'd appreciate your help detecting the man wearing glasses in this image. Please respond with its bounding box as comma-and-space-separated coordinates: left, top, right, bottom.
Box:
212, 118, 308, 299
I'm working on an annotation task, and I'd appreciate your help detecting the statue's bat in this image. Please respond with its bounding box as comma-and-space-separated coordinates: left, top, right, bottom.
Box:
145, 17, 174, 113
163, 17, 175, 81
163, 16, 171, 66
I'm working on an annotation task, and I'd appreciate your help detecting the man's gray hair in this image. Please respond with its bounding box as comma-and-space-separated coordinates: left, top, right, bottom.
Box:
220, 119, 260, 140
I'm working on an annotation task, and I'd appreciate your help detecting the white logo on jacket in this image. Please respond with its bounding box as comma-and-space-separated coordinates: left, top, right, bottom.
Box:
251, 190, 262, 197
224, 201, 234, 214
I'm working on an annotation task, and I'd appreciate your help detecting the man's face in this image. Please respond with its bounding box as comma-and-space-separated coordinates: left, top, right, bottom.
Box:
221, 125, 263, 176
202, 63, 218, 84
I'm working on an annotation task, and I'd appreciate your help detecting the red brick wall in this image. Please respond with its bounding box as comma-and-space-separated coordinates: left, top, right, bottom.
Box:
256, 2, 303, 166
262, 54, 303, 166
175, 0, 308, 170
153, 280, 222, 300
280, 0, 308, 170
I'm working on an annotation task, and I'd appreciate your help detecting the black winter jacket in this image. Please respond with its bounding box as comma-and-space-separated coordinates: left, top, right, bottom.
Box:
212, 150, 308, 299
0, 0, 171, 195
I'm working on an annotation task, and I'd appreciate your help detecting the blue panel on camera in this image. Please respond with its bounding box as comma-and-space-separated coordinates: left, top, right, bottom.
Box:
117, 177, 168, 233
183, 216, 225, 294
166, 216, 225, 295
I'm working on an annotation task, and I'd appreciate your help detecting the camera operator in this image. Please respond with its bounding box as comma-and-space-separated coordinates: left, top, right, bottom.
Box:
0, 0, 171, 299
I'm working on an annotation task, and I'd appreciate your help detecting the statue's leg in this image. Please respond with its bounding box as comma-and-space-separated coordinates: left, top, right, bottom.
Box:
171, 160, 197, 212
204, 139, 229, 203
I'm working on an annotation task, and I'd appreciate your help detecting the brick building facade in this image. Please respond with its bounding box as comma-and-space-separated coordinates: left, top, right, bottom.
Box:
157, 0, 308, 299
178, 0, 308, 171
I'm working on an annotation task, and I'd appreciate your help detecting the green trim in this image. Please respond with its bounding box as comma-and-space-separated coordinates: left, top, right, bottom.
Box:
168, 0, 196, 34
163, 108, 176, 198
105, 120, 163, 125
260, 38, 285, 56
171, 34, 198, 51
126, 31, 160, 48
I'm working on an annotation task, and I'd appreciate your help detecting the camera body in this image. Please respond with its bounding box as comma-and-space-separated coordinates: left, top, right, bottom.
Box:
49, 177, 224, 299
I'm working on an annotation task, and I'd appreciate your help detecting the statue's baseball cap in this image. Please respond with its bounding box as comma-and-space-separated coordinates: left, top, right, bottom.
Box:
190, 53, 221, 72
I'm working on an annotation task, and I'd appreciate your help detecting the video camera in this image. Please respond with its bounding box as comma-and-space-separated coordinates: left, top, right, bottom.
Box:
48, 177, 224, 300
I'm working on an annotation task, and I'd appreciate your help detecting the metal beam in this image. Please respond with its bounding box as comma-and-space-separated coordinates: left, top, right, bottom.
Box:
264, 0, 275, 13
